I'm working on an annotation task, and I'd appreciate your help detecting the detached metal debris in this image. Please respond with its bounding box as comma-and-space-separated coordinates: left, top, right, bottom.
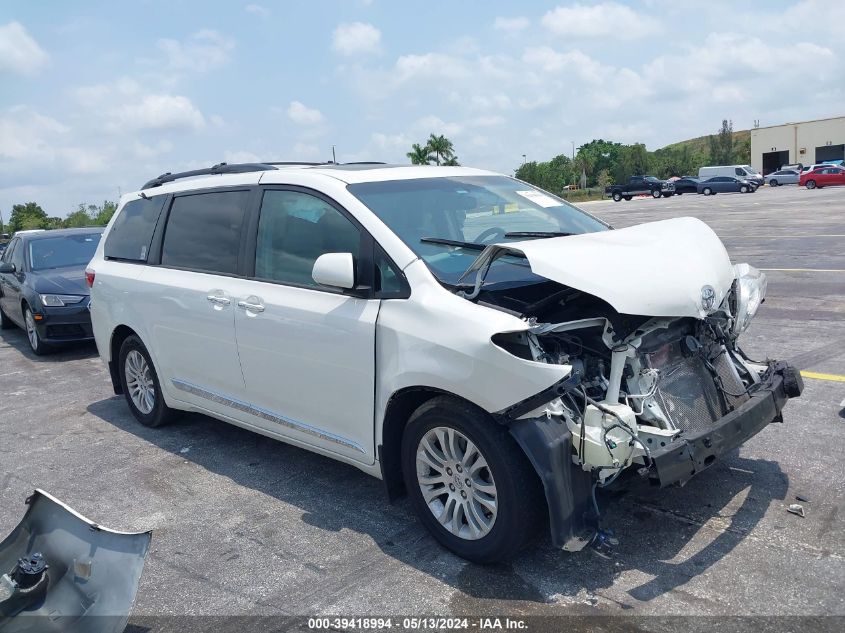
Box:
0, 490, 151, 633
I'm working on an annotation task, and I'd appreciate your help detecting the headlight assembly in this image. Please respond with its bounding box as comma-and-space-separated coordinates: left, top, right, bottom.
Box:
40, 294, 86, 307
732, 263, 767, 335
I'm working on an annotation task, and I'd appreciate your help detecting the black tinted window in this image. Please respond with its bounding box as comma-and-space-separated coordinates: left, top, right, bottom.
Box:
11, 240, 25, 269
161, 191, 250, 274
255, 190, 360, 288
105, 196, 167, 261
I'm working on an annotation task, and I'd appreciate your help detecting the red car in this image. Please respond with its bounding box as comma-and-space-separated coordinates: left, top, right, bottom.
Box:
799, 165, 845, 189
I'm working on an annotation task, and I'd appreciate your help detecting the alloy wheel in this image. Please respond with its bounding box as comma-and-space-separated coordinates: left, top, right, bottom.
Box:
125, 350, 155, 414
415, 426, 498, 540
25, 310, 38, 351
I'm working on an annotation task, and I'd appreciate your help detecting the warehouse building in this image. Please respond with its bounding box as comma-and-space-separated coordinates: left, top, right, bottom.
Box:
751, 116, 845, 175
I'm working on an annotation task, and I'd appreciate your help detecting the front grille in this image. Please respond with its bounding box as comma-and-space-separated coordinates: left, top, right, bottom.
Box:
646, 341, 746, 433
46, 324, 86, 338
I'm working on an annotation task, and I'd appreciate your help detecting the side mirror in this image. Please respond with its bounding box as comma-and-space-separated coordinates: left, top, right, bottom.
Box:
312, 253, 355, 290
0, 262, 15, 274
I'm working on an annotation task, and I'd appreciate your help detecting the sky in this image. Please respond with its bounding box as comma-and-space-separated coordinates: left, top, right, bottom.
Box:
1, 0, 843, 217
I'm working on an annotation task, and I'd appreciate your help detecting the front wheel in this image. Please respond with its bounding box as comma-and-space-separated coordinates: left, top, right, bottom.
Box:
769, 179, 778, 187
119, 335, 176, 427
612, 191, 622, 202
806, 180, 816, 189
623, 195, 632, 201
740, 185, 749, 193
702, 187, 712, 196
651, 189, 661, 198
402, 397, 544, 563
24, 307, 50, 355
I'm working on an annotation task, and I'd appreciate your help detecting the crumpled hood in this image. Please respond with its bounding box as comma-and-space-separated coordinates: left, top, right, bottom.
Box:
31, 266, 89, 296
468, 217, 735, 319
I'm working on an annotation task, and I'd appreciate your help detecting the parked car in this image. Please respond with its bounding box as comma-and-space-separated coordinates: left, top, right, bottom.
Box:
799, 166, 845, 189
698, 165, 764, 187
766, 170, 800, 186
780, 163, 803, 172
671, 176, 699, 194
697, 176, 757, 195
606, 175, 675, 201
88, 162, 802, 563
0, 227, 104, 354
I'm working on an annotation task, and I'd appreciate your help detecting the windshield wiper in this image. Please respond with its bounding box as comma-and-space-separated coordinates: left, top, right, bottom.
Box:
504, 231, 574, 238
420, 237, 486, 250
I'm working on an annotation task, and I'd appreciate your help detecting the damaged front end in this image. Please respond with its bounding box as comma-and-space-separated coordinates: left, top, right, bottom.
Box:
0, 490, 151, 633
469, 218, 804, 549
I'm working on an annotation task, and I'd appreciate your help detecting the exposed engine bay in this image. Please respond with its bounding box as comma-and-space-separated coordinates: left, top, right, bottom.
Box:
486, 262, 777, 486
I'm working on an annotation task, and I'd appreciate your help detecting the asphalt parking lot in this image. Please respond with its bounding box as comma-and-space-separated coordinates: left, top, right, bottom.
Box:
1, 185, 843, 624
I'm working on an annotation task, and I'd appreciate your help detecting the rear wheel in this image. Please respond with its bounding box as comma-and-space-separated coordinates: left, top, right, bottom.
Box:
612, 191, 622, 202
651, 189, 661, 198
402, 397, 544, 563
24, 307, 50, 355
119, 335, 175, 428
806, 180, 816, 189
703, 187, 712, 196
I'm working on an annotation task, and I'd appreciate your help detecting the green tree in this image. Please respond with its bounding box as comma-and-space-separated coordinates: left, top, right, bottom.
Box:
8, 202, 47, 232
94, 200, 118, 225
442, 156, 460, 166
708, 119, 735, 165
406, 143, 432, 165
64, 204, 94, 228
596, 169, 612, 192
425, 134, 455, 166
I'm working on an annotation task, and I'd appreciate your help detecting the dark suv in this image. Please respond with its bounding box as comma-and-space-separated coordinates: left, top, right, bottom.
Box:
0, 228, 104, 354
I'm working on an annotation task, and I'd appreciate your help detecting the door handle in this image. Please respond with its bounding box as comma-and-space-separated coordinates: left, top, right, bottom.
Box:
207, 294, 231, 306
237, 297, 265, 313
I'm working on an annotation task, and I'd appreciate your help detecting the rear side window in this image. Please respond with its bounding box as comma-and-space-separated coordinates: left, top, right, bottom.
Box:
105, 196, 167, 262
161, 191, 250, 274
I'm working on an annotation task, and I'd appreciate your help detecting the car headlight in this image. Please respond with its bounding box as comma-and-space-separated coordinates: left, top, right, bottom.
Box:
40, 294, 86, 307
732, 263, 767, 335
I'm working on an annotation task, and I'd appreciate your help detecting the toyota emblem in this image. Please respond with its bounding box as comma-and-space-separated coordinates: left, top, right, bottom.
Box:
700, 285, 716, 312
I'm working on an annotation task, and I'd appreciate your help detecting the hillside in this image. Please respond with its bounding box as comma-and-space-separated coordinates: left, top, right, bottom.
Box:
660, 129, 750, 155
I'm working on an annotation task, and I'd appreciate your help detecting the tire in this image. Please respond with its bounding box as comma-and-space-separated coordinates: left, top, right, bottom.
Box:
661, 192, 672, 198
401, 396, 545, 564
24, 306, 51, 355
612, 191, 622, 202
676, 192, 683, 195
740, 185, 749, 193
651, 189, 661, 198
118, 335, 175, 427
623, 195, 632, 201
769, 179, 778, 187
806, 180, 816, 189
703, 187, 712, 196
0, 304, 12, 329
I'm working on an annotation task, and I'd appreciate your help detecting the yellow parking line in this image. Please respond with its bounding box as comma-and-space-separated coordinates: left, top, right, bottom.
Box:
800, 371, 845, 383
759, 268, 845, 272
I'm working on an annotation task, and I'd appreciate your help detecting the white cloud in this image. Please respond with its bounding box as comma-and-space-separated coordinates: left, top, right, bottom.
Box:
156, 30, 235, 72
287, 101, 324, 126
414, 115, 462, 137
223, 149, 261, 164
493, 17, 529, 33
394, 53, 469, 83
115, 94, 206, 131
332, 22, 381, 56
245, 4, 270, 18
0, 22, 49, 76
542, 3, 659, 39
0, 106, 68, 162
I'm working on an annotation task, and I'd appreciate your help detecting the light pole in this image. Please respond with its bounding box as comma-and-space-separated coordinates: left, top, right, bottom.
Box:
522, 154, 526, 165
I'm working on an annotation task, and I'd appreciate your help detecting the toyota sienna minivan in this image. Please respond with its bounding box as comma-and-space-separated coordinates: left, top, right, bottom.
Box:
88, 162, 802, 562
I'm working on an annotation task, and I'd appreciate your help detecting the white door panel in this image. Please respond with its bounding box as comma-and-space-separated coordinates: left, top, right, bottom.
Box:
137, 266, 244, 413
232, 279, 378, 463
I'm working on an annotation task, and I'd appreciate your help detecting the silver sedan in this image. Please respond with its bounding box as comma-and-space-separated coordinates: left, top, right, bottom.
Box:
766, 169, 800, 186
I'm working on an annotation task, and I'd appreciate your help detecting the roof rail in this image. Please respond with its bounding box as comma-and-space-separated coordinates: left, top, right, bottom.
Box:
262, 161, 332, 166
141, 162, 277, 190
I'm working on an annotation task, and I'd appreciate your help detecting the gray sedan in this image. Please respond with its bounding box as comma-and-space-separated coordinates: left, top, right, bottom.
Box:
766, 170, 800, 186
697, 176, 756, 195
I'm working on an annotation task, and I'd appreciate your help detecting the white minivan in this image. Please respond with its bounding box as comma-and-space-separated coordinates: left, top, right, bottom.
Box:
698, 165, 763, 187
88, 162, 802, 562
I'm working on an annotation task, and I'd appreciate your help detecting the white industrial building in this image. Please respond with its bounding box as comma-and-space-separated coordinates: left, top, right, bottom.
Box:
751, 116, 845, 175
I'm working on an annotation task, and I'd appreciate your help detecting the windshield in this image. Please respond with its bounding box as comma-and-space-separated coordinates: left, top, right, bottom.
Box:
28, 233, 102, 271
348, 175, 608, 286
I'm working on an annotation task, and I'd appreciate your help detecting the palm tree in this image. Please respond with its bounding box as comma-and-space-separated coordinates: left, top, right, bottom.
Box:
442, 156, 460, 166
407, 143, 432, 165
426, 134, 455, 166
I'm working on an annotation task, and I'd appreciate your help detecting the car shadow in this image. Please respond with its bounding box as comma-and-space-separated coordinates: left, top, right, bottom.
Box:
0, 327, 98, 362
87, 397, 787, 612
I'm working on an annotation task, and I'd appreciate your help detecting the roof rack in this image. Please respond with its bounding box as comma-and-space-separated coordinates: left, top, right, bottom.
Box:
141, 162, 277, 190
